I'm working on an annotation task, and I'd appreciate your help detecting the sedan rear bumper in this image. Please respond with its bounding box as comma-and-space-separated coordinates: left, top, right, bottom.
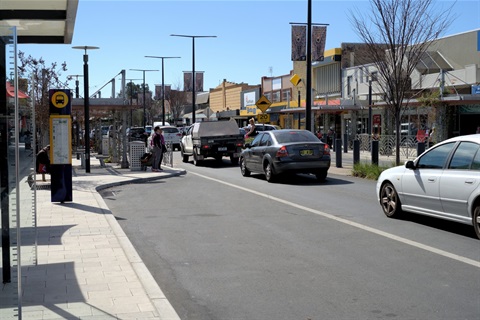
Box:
273, 159, 331, 174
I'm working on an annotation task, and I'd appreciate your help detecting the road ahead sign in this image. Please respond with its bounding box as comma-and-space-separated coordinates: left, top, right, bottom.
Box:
255, 95, 271, 113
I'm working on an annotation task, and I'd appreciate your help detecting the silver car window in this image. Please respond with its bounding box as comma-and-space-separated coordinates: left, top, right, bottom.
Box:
417, 142, 455, 169
250, 133, 264, 147
449, 142, 480, 170
259, 133, 272, 146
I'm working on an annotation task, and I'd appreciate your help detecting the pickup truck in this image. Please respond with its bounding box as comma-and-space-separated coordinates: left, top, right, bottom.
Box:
180, 120, 244, 166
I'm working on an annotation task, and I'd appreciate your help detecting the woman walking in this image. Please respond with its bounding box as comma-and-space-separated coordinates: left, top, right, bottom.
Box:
152, 126, 164, 171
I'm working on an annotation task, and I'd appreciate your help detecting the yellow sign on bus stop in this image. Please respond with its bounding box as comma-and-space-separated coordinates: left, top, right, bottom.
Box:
51, 91, 69, 108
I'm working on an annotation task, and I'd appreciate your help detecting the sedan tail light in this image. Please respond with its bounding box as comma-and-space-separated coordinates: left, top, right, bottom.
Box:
276, 146, 289, 157
323, 144, 330, 155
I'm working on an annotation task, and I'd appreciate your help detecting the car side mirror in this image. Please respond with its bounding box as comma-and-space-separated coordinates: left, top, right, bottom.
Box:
244, 143, 251, 148
405, 160, 416, 170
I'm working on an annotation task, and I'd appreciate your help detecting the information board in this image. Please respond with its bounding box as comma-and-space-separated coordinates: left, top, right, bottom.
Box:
50, 116, 72, 164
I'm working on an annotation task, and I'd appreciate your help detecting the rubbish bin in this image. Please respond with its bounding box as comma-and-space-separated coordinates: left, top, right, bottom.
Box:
129, 141, 145, 171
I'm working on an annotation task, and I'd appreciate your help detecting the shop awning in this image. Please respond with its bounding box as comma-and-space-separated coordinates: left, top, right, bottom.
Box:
6, 82, 29, 99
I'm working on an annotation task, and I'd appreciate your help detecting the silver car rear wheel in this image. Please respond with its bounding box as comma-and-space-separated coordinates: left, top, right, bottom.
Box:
380, 182, 402, 218
264, 162, 276, 182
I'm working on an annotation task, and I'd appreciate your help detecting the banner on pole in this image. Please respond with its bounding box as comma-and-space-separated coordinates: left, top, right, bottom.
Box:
312, 26, 327, 61
291, 25, 307, 61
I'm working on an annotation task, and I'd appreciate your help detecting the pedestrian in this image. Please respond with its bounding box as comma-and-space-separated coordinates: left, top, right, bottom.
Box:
152, 126, 164, 172
245, 118, 257, 138
36, 145, 50, 181
326, 128, 334, 148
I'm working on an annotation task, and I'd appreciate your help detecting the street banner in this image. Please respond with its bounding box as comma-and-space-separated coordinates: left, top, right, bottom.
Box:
183, 72, 193, 92
195, 72, 204, 92
291, 25, 307, 61
312, 26, 327, 61
155, 84, 172, 100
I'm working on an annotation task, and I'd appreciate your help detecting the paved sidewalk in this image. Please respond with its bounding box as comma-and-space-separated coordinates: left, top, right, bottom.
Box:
1, 148, 405, 320
1, 157, 186, 320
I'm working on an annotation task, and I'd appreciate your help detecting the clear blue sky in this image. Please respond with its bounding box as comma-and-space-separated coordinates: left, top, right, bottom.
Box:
19, 0, 480, 98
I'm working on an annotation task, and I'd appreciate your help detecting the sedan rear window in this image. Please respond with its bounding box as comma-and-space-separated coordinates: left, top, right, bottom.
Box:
449, 142, 480, 169
274, 131, 318, 144
162, 128, 180, 133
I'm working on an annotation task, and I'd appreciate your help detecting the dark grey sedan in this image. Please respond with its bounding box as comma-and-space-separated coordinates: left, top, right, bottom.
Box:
239, 129, 331, 182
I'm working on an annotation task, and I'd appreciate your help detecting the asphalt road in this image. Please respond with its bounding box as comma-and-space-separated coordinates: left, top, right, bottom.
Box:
101, 153, 480, 320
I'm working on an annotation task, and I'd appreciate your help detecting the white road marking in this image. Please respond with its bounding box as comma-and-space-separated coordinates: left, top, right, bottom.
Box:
190, 171, 480, 268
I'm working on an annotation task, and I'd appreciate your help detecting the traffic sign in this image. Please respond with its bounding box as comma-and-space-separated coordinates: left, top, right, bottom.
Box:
258, 113, 270, 123
255, 95, 272, 113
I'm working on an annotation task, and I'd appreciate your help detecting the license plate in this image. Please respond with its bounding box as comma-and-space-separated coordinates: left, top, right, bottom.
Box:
218, 147, 227, 151
300, 149, 314, 156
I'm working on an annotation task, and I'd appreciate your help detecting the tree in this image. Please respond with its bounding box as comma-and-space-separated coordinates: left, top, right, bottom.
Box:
17, 51, 68, 146
349, 0, 453, 165
168, 83, 188, 125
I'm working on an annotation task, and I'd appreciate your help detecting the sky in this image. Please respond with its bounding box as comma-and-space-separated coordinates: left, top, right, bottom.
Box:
19, 0, 480, 98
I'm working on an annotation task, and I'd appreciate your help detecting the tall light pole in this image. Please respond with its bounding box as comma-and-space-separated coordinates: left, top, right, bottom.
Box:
145, 56, 181, 125
68, 74, 83, 98
72, 46, 99, 173
171, 34, 216, 124
305, 0, 313, 132
130, 69, 158, 129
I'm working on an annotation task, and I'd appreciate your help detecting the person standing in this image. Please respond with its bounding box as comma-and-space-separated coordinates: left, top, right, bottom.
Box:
152, 126, 164, 172
245, 118, 256, 138
36, 145, 50, 181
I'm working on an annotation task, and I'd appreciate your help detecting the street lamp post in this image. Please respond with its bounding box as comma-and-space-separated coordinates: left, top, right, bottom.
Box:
68, 74, 83, 98
72, 46, 99, 173
171, 34, 216, 124
130, 69, 158, 129
145, 56, 181, 126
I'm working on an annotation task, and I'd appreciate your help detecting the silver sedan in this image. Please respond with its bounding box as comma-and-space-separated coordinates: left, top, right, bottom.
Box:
376, 134, 480, 239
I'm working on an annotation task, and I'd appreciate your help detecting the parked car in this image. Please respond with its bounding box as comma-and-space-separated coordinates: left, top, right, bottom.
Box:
376, 134, 480, 239
239, 129, 331, 182
147, 125, 182, 151
145, 125, 152, 136
161, 125, 182, 151
242, 123, 279, 134
127, 127, 147, 142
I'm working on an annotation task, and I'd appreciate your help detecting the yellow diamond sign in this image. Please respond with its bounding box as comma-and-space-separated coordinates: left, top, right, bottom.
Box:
255, 95, 271, 113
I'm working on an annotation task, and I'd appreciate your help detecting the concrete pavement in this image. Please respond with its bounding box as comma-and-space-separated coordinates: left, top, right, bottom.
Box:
1, 156, 186, 320
0, 148, 406, 319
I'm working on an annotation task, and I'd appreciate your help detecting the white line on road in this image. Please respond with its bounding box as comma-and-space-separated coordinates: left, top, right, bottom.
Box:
190, 171, 480, 269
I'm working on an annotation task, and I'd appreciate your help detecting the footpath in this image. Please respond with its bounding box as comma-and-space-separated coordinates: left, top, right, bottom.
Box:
0, 149, 405, 319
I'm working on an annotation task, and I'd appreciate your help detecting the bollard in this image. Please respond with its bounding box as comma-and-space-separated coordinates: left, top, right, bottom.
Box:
371, 140, 379, 165
353, 139, 360, 165
417, 142, 425, 157
343, 133, 348, 153
335, 139, 342, 168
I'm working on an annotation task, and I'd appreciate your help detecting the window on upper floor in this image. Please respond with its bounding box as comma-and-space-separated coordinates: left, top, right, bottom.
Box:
272, 91, 281, 103
282, 89, 291, 101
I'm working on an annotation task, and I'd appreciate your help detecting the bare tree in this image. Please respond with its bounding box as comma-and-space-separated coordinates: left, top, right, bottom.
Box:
349, 0, 453, 165
168, 82, 188, 125
18, 51, 68, 146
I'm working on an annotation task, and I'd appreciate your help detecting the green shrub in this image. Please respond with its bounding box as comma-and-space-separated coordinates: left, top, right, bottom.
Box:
352, 162, 395, 180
